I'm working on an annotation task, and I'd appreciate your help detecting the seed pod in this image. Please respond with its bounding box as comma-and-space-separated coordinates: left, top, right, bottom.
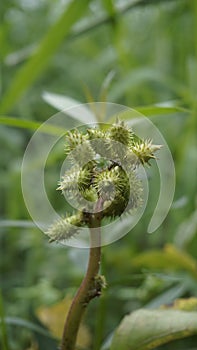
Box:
45, 213, 83, 243
131, 139, 162, 165
65, 130, 95, 166
109, 120, 133, 146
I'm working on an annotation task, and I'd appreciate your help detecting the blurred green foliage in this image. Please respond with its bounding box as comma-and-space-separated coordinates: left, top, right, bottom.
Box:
0, 0, 197, 349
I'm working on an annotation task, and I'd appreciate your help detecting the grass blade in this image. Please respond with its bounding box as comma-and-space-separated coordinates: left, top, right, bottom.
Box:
0, 0, 91, 114
1, 316, 54, 339
0, 116, 65, 135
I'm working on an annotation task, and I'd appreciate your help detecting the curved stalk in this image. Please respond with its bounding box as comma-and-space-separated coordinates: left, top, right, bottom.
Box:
61, 199, 103, 350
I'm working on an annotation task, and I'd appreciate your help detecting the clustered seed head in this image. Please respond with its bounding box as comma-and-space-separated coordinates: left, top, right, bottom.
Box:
46, 120, 161, 243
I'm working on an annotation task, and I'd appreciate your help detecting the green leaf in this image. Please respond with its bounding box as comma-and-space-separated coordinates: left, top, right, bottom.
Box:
0, 0, 91, 114
101, 332, 114, 350
132, 244, 197, 280
0, 116, 65, 135
135, 105, 189, 116
108, 67, 187, 102
106, 109, 142, 123
174, 209, 197, 249
42, 91, 97, 123
1, 317, 54, 339
0, 220, 36, 228
111, 309, 197, 350
107, 105, 189, 123
145, 284, 187, 309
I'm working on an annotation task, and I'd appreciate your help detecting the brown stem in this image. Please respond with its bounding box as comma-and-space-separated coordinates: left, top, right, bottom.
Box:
60, 200, 103, 350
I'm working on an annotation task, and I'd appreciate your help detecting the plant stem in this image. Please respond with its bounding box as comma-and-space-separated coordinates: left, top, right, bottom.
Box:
61, 200, 103, 350
93, 253, 107, 350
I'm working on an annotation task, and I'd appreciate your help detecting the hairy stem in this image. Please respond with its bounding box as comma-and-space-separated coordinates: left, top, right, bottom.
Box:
61, 200, 103, 350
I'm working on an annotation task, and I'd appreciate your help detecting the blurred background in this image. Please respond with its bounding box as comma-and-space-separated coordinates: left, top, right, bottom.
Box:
0, 0, 197, 349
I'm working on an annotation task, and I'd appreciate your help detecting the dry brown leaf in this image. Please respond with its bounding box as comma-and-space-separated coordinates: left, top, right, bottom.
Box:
36, 295, 91, 348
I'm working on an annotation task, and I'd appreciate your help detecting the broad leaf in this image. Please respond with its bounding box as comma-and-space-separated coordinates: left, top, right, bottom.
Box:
111, 309, 197, 350
42, 91, 97, 123
132, 244, 197, 280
